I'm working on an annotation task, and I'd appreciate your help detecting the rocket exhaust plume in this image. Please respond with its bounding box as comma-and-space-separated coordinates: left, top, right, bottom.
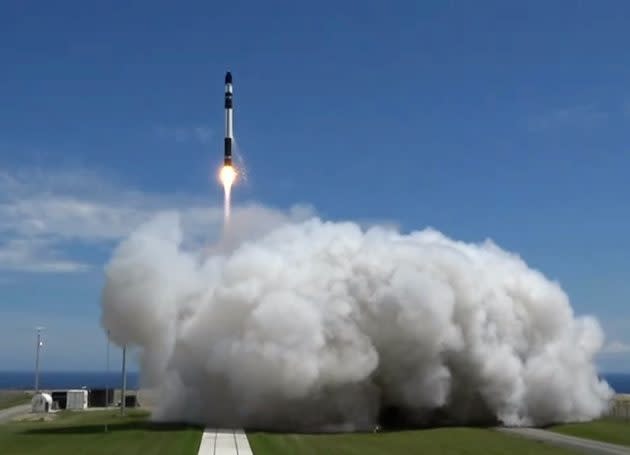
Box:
220, 165, 236, 223
100, 209, 613, 431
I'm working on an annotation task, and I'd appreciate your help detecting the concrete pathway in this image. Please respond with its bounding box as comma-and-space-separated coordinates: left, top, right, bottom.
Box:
0, 404, 30, 423
197, 428, 253, 455
499, 427, 630, 455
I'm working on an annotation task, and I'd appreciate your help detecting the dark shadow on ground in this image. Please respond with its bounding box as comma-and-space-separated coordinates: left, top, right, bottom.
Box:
24, 421, 203, 435
245, 405, 501, 434
245, 424, 501, 435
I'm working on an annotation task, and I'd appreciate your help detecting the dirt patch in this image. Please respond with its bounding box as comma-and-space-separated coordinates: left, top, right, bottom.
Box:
13, 412, 59, 423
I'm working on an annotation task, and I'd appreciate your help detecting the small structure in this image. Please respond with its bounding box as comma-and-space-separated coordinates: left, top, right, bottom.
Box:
66, 389, 88, 410
31, 393, 53, 413
124, 394, 139, 408
88, 388, 115, 407
51, 391, 67, 410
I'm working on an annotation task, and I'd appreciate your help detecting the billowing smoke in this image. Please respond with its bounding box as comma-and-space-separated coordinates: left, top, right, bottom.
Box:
101, 206, 613, 430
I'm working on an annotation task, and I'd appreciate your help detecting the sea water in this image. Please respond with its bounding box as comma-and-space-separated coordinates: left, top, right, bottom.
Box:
0, 371, 139, 390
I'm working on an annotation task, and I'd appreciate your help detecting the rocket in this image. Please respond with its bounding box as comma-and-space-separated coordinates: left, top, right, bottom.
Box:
224, 71, 233, 166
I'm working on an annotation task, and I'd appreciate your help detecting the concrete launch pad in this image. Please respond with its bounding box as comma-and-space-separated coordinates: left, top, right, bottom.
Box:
197, 428, 253, 455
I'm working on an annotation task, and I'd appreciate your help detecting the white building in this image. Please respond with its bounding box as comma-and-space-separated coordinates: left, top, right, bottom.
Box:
31, 393, 53, 413
66, 389, 88, 410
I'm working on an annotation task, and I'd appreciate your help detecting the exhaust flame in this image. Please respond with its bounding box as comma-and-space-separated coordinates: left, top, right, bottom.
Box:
220, 165, 237, 223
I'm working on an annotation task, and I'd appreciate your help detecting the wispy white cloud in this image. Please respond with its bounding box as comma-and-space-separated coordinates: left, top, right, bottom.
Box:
600, 340, 630, 355
154, 125, 213, 144
0, 166, 312, 274
0, 238, 88, 273
528, 105, 608, 131
0, 166, 224, 273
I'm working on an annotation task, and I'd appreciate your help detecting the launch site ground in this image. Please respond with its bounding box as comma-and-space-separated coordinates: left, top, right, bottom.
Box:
1, 406, 630, 454
0, 409, 200, 454
0, 391, 32, 410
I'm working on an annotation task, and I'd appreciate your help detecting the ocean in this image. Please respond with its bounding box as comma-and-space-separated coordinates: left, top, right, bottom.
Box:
0, 371, 140, 390
1, 371, 629, 393
601, 373, 630, 394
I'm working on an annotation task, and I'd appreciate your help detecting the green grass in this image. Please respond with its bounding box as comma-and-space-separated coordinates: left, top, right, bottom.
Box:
248, 427, 579, 454
0, 392, 32, 411
549, 418, 630, 447
0, 409, 203, 455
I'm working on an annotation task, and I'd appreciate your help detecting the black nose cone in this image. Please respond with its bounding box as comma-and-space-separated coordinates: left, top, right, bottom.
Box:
225, 71, 232, 84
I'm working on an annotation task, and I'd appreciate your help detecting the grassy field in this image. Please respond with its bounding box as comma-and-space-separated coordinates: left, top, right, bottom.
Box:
248, 427, 579, 454
549, 418, 630, 447
4, 407, 624, 455
0, 392, 32, 411
0, 409, 202, 455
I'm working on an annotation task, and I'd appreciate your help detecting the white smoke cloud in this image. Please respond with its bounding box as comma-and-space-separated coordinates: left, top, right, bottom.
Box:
100, 207, 613, 430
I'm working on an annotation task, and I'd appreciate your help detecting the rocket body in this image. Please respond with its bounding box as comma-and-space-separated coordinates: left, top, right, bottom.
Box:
224, 71, 233, 166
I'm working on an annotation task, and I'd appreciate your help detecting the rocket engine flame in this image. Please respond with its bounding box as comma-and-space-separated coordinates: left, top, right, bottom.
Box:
220, 165, 237, 222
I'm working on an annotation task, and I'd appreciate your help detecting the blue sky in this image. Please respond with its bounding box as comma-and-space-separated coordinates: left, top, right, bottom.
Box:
1, 1, 629, 372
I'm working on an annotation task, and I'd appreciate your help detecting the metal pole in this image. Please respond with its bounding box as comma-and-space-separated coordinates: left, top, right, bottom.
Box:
121, 344, 127, 416
34, 328, 42, 393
